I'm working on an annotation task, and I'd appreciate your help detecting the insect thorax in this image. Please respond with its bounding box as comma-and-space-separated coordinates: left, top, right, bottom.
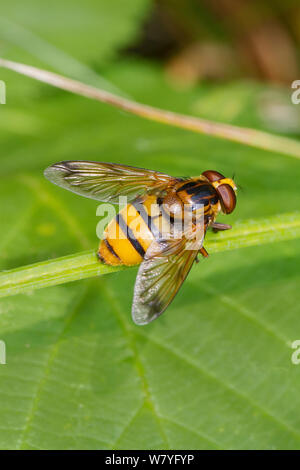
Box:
174, 178, 219, 220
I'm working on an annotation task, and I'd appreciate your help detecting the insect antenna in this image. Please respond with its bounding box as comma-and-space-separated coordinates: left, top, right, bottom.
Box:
231, 172, 244, 193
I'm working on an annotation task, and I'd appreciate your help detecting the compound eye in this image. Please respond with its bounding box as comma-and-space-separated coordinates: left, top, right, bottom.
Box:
217, 184, 236, 214
202, 170, 225, 182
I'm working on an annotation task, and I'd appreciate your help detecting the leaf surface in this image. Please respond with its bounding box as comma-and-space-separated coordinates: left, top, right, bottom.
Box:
0, 56, 300, 449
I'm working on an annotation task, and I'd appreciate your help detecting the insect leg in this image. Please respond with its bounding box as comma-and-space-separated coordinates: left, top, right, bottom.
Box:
211, 222, 232, 232
199, 246, 209, 258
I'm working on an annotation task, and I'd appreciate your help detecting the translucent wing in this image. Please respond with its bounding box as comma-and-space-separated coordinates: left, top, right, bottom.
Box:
44, 161, 177, 203
132, 237, 201, 325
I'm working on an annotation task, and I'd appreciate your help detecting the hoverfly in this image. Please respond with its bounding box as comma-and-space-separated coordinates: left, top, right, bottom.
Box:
44, 161, 237, 325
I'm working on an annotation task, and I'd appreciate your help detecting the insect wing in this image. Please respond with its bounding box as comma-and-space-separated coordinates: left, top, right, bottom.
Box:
44, 161, 176, 203
132, 238, 200, 325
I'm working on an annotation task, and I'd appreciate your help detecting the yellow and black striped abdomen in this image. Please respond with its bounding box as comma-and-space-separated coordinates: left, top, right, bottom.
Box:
98, 196, 162, 266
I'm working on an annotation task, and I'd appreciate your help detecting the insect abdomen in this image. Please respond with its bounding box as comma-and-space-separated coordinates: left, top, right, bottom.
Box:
98, 198, 157, 266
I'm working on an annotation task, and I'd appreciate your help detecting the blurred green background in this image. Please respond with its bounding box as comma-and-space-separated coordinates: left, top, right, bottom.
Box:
0, 0, 300, 450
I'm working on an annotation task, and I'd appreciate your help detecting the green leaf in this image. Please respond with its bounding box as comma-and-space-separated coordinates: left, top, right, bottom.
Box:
1, 58, 300, 450
0, 0, 150, 65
